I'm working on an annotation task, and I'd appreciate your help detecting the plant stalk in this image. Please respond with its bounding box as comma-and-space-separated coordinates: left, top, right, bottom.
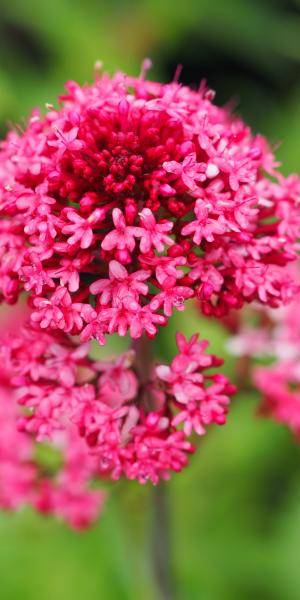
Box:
152, 481, 175, 600
131, 335, 175, 600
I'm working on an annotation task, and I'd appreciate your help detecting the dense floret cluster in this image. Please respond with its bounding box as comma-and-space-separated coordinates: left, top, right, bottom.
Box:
0, 64, 299, 346
2, 323, 235, 485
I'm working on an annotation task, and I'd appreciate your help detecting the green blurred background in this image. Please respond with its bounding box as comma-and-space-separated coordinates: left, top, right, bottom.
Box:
1, 0, 300, 598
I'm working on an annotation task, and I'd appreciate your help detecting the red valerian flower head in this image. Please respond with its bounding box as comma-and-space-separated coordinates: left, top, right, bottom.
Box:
0, 63, 299, 343
1, 322, 235, 485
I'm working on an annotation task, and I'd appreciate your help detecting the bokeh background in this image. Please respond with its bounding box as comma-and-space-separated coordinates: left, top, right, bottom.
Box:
1, 0, 300, 598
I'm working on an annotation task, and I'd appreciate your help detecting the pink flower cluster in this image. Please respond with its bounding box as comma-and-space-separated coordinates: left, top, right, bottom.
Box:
1, 324, 235, 486
1, 63, 300, 526
0, 64, 299, 346
255, 362, 300, 438
227, 265, 300, 437
0, 317, 105, 528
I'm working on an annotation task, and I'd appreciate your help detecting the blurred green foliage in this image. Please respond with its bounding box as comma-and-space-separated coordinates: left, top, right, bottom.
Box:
1, 0, 300, 598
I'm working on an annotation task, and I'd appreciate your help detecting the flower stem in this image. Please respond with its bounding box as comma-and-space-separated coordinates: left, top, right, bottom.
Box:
131, 335, 175, 600
152, 481, 175, 600
132, 334, 154, 385
236, 355, 252, 390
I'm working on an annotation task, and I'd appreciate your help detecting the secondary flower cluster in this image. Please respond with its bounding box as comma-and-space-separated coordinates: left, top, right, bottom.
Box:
0, 64, 300, 346
1, 324, 235, 486
227, 266, 300, 437
0, 313, 105, 528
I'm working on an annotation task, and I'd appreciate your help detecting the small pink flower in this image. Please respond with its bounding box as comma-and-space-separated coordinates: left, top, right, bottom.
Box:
150, 274, 194, 317
101, 208, 142, 252
62, 208, 105, 249
163, 153, 206, 193
129, 306, 167, 339
31, 286, 89, 333
90, 260, 150, 305
47, 254, 91, 293
95, 351, 138, 408
20, 255, 55, 295
138, 208, 174, 253
48, 126, 84, 160
181, 199, 226, 244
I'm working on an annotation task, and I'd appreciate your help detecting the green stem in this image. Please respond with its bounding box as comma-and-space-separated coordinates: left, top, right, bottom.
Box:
131, 335, 175, 600
152, 481, 175, 600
